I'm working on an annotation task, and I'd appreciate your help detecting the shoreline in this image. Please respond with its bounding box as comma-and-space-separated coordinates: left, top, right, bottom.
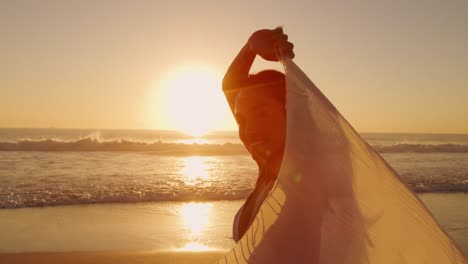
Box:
2, 191, 467, 211
0, 251, 227, 264
1, 194, 467, 258
0, 200, 242, 253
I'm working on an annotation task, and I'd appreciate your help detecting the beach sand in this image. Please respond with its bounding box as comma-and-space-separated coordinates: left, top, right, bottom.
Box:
419, 193, 468, 256
0, 251, 226, 264
0, 194, 466, 263
0, 200, 240, 263
0, 201, 242, 253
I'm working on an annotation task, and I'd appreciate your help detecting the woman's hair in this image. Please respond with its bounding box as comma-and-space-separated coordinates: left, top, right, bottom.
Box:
247, 70, 286, 106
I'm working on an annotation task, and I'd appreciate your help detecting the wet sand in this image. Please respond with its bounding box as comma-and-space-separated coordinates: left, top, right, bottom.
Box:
0, 251, 226, 264
0, 201, 242, 253
0, 194, 466, 263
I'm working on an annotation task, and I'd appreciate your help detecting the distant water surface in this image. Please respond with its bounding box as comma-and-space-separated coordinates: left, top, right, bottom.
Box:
0, 128, 467, 208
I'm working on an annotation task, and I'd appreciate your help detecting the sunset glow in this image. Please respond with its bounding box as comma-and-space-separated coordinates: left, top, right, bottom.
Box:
155, 65, 228, 137
2, 1, 468, 133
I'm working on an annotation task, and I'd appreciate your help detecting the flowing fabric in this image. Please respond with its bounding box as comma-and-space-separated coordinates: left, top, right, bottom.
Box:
218, 58, 465, 264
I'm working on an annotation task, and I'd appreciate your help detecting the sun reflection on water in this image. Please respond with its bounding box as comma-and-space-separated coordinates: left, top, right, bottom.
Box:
177, 202, 214, 252
179, 202, 212, 234
177, 158, 216, 252
178, 242, 211, 252
181, 156, 210, 186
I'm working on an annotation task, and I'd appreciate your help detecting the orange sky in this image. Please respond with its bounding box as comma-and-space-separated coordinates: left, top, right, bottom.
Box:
1, 1, 467, 134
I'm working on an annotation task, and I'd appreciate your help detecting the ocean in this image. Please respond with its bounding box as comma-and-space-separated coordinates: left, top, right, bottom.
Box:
1, 128, 468, 256
1, 128, 468, 209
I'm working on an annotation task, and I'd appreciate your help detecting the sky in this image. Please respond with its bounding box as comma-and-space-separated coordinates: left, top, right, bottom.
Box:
1, 0, 467, 134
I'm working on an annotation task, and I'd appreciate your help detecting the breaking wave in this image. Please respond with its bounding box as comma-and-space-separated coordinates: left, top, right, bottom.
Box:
0, 138, 248, 155
2, 178, 467, 209
1, 138, 468, 154
374, 143, 468, 153
1, 186, 253, 209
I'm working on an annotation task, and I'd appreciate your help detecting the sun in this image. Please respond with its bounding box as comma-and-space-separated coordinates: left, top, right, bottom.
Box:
156, 64, 228, 137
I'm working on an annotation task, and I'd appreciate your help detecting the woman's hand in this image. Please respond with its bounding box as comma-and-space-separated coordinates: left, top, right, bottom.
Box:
248, 27, 295, 61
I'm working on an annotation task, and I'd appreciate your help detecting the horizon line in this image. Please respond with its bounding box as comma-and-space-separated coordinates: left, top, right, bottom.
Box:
0, 127, 467, 136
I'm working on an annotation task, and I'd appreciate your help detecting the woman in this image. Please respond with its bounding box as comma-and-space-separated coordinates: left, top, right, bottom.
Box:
222, 28, 295, 241
220, 28, 466, 264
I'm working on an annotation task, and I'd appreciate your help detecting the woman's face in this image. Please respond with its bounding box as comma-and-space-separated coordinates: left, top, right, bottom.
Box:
235, 87, 286, 167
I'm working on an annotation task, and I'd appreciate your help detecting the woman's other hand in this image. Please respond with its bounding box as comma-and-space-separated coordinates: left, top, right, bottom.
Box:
248, 27, 295, 61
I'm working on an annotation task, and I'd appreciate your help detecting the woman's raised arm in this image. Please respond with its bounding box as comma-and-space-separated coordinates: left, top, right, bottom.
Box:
222, 28, 294, 116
